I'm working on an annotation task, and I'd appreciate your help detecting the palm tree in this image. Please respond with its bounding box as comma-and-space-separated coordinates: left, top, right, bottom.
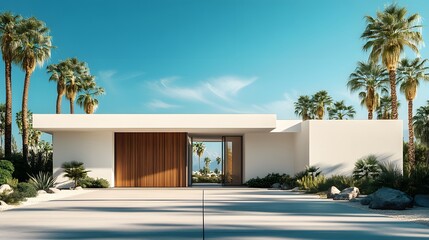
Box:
0, 103, 5, 154
65, 58, 88, 114
76, 75, 105, 114
0, 12, 21, 159
362, 4, 423, 120
294, 95, 314, 120
47, 58, 76, 114
311, 91, 332, 120
347, 61, 389, 119
61, 161, 90, 188
204, 157, 211, 175
376, 96, 400, 119
414, 101, 429, 148
398, 58, 429, 168
352, 155, 381, 180
15, 17, 52, 162
192, 142, 206, 170
327, 101, 356, 120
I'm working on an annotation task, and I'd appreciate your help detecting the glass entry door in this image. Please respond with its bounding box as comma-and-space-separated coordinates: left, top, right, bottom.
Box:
223, 136, 243, 186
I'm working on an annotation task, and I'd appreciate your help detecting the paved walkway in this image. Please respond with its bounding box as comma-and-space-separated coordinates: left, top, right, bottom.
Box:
1, 188, 429, 239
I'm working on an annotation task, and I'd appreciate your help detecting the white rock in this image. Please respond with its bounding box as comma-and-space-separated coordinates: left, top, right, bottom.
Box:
333, 187, 360, 200
291, 187, 300, 192
327, 186, 341, 198
75, 186, 83, 190
0, 184, 13, 195
37, 190, 47, 194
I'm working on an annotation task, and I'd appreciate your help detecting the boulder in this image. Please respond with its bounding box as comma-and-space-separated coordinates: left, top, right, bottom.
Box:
75, 186, 83, 190
333, 187, 359, 200
414, 194, 429, 208
0, 184, 13, 195
369, 187, 413, 210
0, 200, 7, 206
37, 190, 47, 195
360, 195, 373, 205
271, 183, 281, 189
327, 186, 341, 198
291, 187, 300, 192
47, 188, 61, 194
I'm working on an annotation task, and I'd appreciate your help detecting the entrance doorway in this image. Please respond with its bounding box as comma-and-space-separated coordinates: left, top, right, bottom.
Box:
190, 136, 242, 186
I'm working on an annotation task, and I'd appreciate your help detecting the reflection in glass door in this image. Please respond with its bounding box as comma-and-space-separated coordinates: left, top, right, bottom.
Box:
223, 136, 243, 186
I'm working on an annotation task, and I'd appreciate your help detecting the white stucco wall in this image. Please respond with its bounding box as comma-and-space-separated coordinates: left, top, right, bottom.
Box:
53, 131, 115, 187
243, 133, 296, 181
307, 120, 403, 176
294, 121, 310, 173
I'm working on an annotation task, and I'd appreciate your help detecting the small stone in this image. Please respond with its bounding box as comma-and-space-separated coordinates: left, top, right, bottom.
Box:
360, 195, 373, 205
46, 188, 61, 194
37, 190, 47, 194
333, 187, 360, 200
291, 187, 300, 192
327, 186, 341, 198
271, 183, 281, 189
75, 186, 83, 190
0, 200, 8, 206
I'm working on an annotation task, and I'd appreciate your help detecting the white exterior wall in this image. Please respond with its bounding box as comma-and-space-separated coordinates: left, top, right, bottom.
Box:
294, 121, 310, 173
243, 133, 296, 181
53, 131, 115, 187
307, 120, 403, 175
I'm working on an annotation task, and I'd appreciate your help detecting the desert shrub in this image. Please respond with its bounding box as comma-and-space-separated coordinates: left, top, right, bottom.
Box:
353, 155, 381, 180
6, 178, 19, 188
354, 178, 378, 195
17, 182, 37, 198
78, 177, 109, 188
0, 160, 14, 184
0, 191, 26, 205
373, 161, 405, 191
318, 175, 355, 192
193, 174, 222, 183
246, 173, 292, 188
62, 161, 90, 188
405, 162, 429, 196
297, 175, 326, 193
29, 172, 57, 191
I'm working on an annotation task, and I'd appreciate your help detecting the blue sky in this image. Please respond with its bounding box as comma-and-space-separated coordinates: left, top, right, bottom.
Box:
1, 0, 429, 145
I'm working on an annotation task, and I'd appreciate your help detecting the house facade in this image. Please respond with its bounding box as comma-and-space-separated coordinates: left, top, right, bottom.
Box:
33, 114, 403, 187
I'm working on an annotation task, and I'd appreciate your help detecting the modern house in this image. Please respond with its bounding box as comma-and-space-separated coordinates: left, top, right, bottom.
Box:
33, 114, 403, 187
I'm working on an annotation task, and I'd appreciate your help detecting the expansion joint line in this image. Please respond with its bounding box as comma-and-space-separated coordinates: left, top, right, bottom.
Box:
202, 189, 205, 240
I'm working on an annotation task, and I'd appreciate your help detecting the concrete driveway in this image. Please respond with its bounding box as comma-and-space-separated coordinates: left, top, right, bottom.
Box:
1, 188, 429, 239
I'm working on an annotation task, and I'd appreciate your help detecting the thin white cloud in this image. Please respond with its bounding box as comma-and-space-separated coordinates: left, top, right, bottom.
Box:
147, 99, 179, 109
204, 76, 256, 101
252, 92, 296, 119
97, 70, 145, 95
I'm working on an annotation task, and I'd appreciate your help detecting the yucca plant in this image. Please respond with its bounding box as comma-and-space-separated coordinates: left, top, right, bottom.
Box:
28, 172, 57, 191
62, 161, 90, 188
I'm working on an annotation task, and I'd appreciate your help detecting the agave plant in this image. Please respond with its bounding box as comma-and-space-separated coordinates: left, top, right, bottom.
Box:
28, 172, 57, 191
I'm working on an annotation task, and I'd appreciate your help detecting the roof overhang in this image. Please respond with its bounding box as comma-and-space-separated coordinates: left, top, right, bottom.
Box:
33, 114, 278, 134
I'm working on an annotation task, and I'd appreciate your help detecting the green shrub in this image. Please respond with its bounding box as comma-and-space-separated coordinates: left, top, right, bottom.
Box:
0, 160, 14, 184
353, 155, 381, 180
354, 177, 378, 195
0, 191, 26, 205
318, 175, 355, 192
78, 176, 110, 188
29, 172, 57, 191
373, 161, 405, 191
405, 162, 429, 196
6, 178, 19, 188
297, 175, 326, 193
17, 182, 38, 198
246, 173, 292, 188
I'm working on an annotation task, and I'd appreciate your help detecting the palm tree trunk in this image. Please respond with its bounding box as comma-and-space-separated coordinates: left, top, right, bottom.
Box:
69, 99, 74, 114
22, 68, 32, 163
408, 100, 415, 169
4, 59, 12, 159
368, 110, 373, 120
389, 69, 398, 120
56, 93, 62, 114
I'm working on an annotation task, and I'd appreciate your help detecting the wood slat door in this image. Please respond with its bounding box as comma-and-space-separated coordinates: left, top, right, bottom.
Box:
115, 132, 187, 187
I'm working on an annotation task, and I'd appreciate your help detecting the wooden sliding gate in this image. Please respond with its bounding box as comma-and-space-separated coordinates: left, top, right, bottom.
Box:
115, 133, 187, 187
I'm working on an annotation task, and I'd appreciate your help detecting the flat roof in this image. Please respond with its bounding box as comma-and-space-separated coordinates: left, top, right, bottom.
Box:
33, 114, 279, 134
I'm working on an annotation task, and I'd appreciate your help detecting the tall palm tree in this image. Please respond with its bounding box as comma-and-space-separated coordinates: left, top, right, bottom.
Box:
362, 4, 423, 119
414, 101, 429, 148
294, 95, 314, 120
0, 12, 21, 159
347, 61, 389, 119
327, 101, 356, 120
47, 58, 76, 114
398, 58, 429, 168
311, 90, 332, 120
77, 75, 105, 114
376, 96, 401, 119
15, 17, 52, 162
65, 58, 88, 114
0, 103, 5, 154
192, 142, 206, 170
